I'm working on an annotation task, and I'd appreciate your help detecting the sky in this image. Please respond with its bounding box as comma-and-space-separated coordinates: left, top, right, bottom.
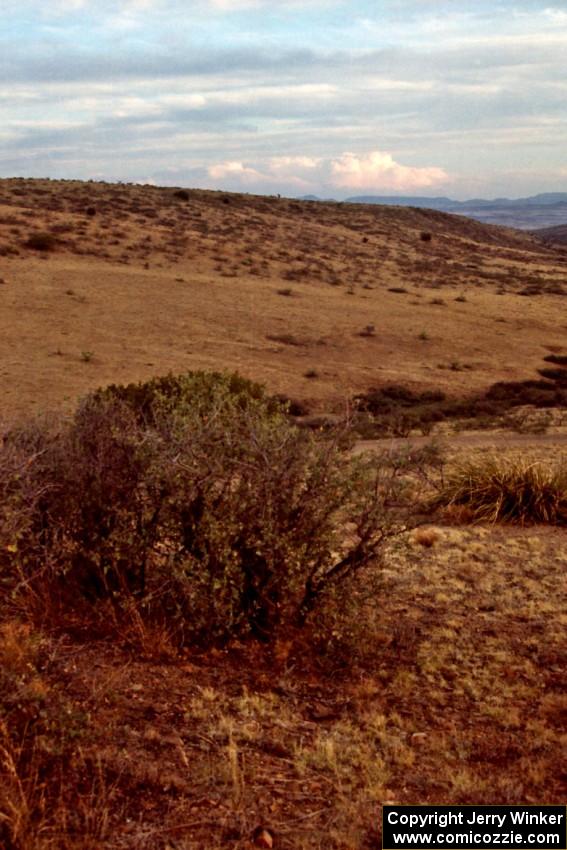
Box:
2, 0, 567, 199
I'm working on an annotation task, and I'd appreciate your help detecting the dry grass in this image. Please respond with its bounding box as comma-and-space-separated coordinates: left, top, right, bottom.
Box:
1, 524, 565, 849
1, 178, 567, 419
1, 178, 567, 848
440, 455, 567, 523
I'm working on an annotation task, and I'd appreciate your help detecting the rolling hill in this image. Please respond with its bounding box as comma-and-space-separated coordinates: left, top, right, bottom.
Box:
1, 177, 567, 419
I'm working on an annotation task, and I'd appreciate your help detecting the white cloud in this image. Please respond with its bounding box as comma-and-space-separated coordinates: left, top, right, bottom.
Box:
330, 151, 448, 191
206, 149, 449, 194
208, 0, 261, 8
207, 160, 266, 181
270, 155, 321, 170
543, 7, 567, 24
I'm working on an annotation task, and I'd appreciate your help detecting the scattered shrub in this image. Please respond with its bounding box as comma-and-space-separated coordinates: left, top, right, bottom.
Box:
358, 324, 376, 337
173, 189, 190, 201
485, 379, 566, 408
420, 231, 432, 242
538, 367, 567, 385
24, 232, 57, 252
543, 354, 567, 366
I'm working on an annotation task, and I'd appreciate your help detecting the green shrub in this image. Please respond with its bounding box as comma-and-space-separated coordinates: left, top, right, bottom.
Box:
94, 370, 278, 425
1, 372, 412, 644
438, 456, 567, 525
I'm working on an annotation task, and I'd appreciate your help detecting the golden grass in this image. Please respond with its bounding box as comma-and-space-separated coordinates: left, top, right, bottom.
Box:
1, 178, 567, 419
1, 178, 567, 848
440, 455, 567, 523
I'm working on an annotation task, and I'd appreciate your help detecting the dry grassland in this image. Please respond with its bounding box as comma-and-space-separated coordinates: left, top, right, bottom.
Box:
1, 179, 566, 850
1, 178, 567, 418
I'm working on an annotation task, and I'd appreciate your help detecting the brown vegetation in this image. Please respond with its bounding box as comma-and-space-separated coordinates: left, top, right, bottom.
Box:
1, 177, 567, 419
1, 179, 566, 849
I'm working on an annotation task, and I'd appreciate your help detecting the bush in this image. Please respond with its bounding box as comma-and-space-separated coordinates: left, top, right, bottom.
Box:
94, 370, 278, 426
538, 367, 567, 385
543, 354, 567, 366
24, 232, 57, 252
1, 372, 412, 644
438, 456, 567, 525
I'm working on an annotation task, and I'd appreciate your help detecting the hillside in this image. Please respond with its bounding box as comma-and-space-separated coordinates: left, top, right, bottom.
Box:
2, 178, 567, 850
531, 223, 567, 246
1, 177, 567, 420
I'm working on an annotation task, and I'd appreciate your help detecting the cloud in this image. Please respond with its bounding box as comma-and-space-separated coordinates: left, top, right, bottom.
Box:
207, 160, 266, 182
330, 151, 448, 191
208, 0, 261, 8
270, 155, 321, 171
205, 150, 448, 194
3, 1, 567, 198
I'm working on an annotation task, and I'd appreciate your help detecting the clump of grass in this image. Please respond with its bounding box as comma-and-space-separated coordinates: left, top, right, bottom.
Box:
439, 456, 567, 524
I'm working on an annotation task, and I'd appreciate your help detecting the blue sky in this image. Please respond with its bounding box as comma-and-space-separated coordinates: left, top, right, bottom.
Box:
2, 0, 567, 198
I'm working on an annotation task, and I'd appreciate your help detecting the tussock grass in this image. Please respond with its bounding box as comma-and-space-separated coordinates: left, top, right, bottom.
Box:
440, 455, 567, 524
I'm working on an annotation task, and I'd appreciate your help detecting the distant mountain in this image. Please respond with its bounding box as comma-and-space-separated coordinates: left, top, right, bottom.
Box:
298, 194, 337, 203
343, 193, 567, 230
345, 194, 458, 210
345, 192, 567, 209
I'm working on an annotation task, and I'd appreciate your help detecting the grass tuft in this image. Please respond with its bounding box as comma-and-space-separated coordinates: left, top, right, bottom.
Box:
439, 456, 567, 524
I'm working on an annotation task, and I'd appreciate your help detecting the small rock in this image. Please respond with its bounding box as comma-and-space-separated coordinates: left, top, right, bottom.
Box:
252, 826, 275, 848
411, 732, 428, 745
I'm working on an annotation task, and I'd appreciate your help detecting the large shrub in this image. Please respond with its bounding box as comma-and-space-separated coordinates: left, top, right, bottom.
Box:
1, 372, 413, 643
